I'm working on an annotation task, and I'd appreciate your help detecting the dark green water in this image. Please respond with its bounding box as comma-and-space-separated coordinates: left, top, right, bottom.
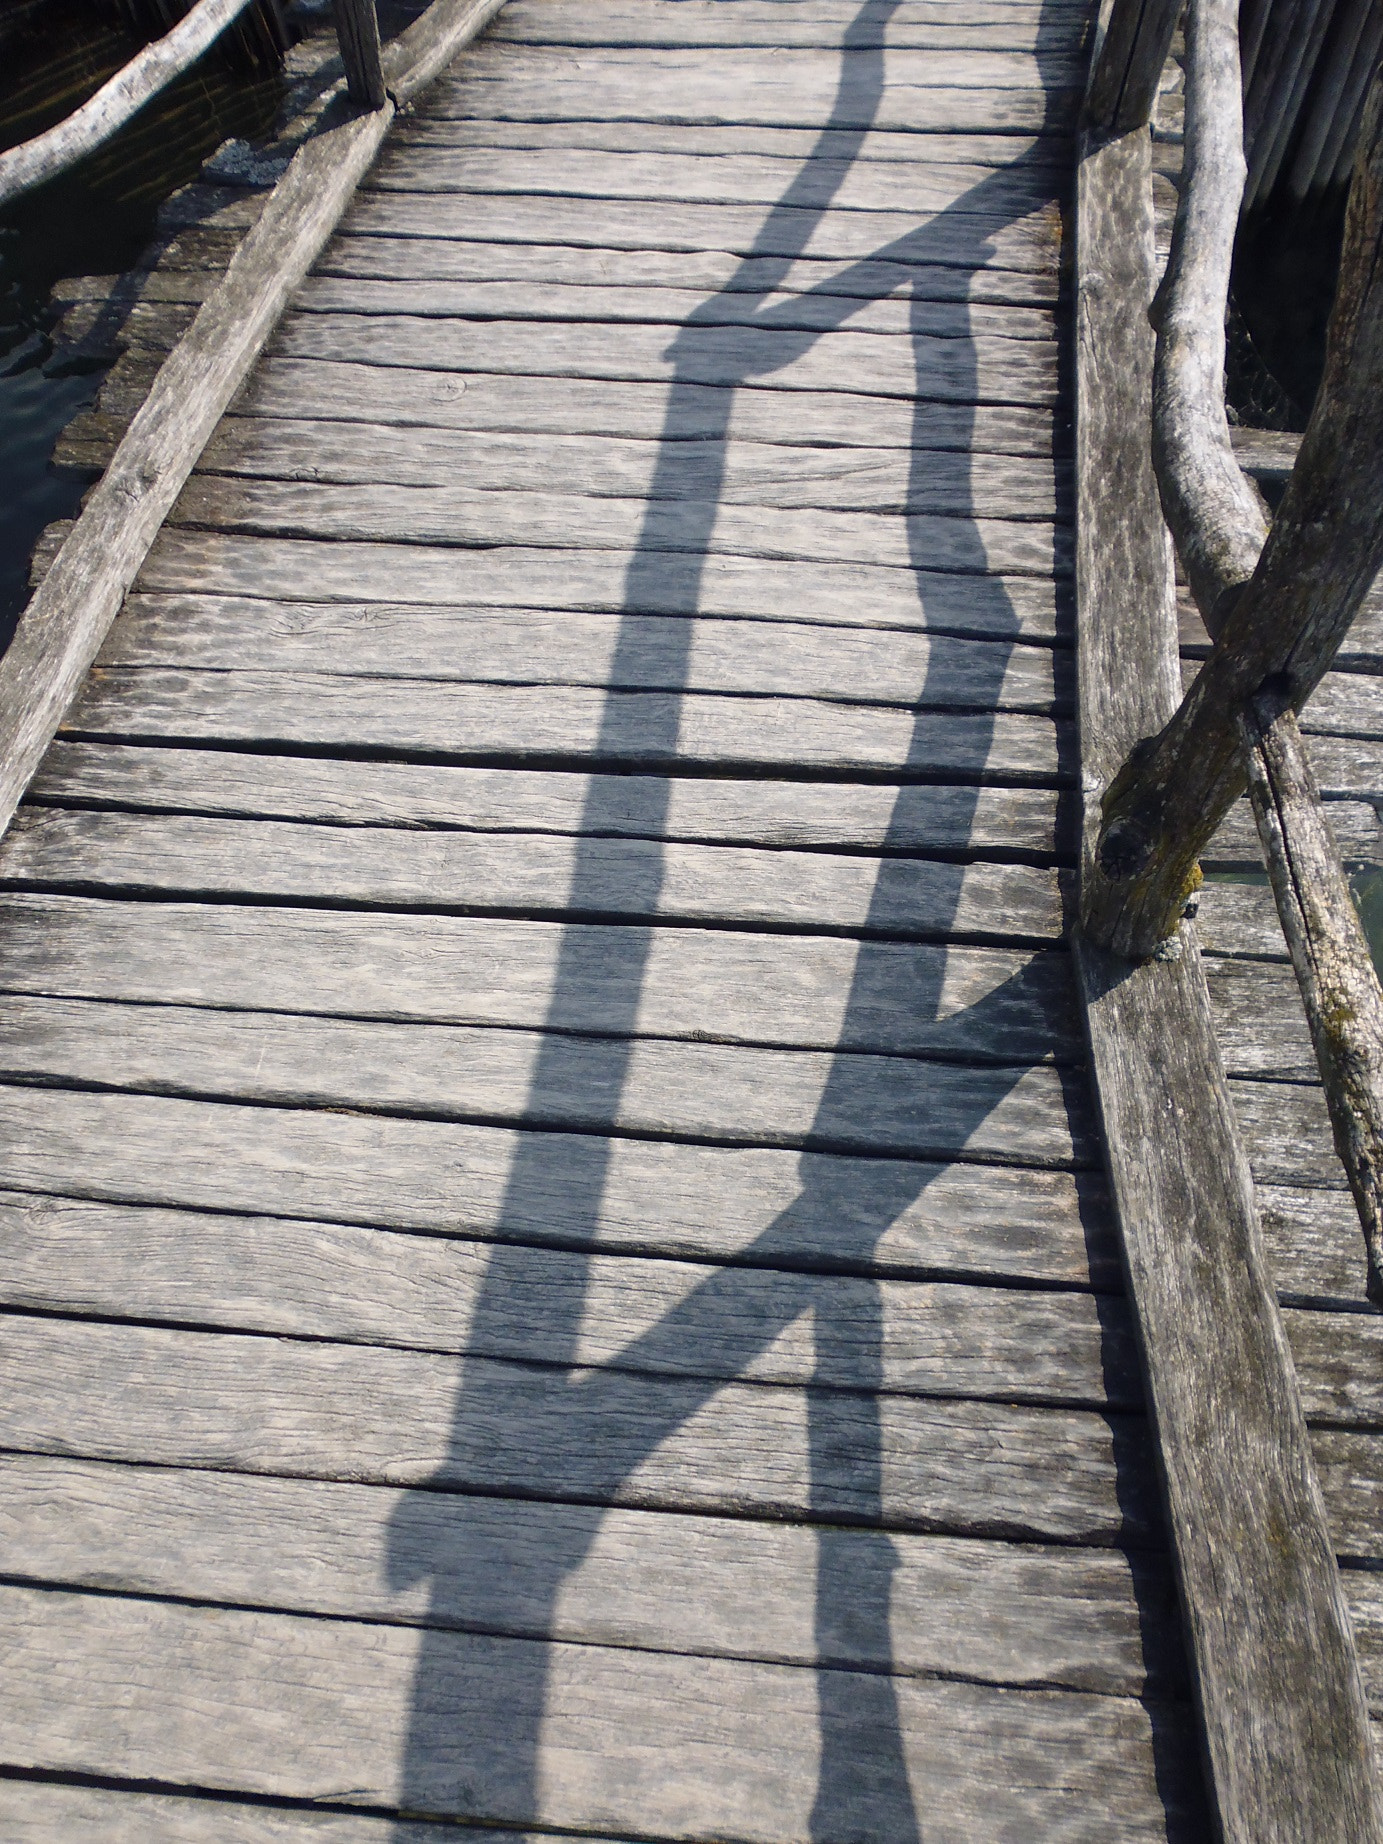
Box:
0, 0, 282, 646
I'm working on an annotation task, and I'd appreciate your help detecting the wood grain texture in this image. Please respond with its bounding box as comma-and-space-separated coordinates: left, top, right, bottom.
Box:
1073, 117, 1381, 1843
483, 2, 1087, 53
0, 1586, 1207, 1840
191, 418, 1070, 517
0, 1453, 1181, 1694
364, 144, 1065, 215
96, 598, 1072, 710
0, 1199, 1129, 1402
269, 310, 1062, 407
134, 529, 1068, 642
228, 356, 1067, 457
0, 992, 1096, 1165
0, 895, 1082, 1061
56, 674, 1072, 782
0, 1315, 1152, 1540
339, 188, 1065, 272
0, 1782, 547, 1844
0, 1092, 1119, 1286
25, 742, 1072, 855
0, 810, 1068, 941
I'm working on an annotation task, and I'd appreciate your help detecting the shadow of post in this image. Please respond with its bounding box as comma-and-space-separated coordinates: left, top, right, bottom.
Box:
382, 2, 1137, 1835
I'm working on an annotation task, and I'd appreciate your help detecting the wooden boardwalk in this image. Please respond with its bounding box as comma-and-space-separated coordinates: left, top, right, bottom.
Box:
1, 0, 1382, 1835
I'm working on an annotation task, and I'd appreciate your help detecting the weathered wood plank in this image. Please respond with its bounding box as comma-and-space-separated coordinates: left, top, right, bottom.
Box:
1231, 1077, 1346, 1190
1259, 1183, 1381, 1305
0, 1784, 512, 1844
0, 1198, 1128, 1401
0, 1453, 1181, 1695
0, 896, 1081, 1061
389, 118, 1076, 168
136, 531, 1068, 641
26, 743, 1072, 856
97, 600, 1072, 709
269, 311, 1062, 407
423, 51, 1080, 135
339, 189, 1064, 272
228, 357, 1068, 458
57, 675, 1072, 783
1205, 954, 1317, 1078
0, 993, 1094, 1164
0, 1316, 1148, 1539
283, 275, 1062, 341
0, 1083, 1118, 1284
364, 145, 1065, 216
190, 419, 1069, 518
314, 228, 1064, 305
0, 811, 1068, 940
170, 478, 1067, 579
484, 3, 1087, 53
0, 1587, 1206, 1839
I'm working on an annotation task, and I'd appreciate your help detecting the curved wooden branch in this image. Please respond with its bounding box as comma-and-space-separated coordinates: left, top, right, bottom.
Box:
1086, 64, 1383, 956
0, 0, 259, 210
1148, 0, 1266, 627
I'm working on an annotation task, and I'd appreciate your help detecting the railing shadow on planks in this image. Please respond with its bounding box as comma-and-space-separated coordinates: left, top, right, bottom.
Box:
1077, 1, 1383, 1840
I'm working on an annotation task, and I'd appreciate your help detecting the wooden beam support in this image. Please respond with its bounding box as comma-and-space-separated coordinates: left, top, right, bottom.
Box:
1074, 116, 1382, 1844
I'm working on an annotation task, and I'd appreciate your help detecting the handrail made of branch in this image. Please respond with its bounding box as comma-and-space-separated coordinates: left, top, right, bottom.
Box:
1085, 56, 1383, 956
1084, 5, 1383, 1295
0, 0, 260, 210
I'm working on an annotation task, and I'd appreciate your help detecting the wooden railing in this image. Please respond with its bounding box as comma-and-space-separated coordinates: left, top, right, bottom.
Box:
1075, 5, 1383, 1837
1084, 1, 1383, 1303
0, 0, 389, 208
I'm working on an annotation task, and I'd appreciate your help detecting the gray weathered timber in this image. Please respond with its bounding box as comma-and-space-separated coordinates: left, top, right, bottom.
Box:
269, 311, 1061, 406
1074, 116, 1381, 1844
1230, 1079, 1346, 1191
0, 0, 259, 208
97, 600, 1072, 710
444, 41, 1083, 90
0, 994, 1094, 1165
214, 357, 1068, 455
0, 1785, 539, 1844
0, 1588, 1204, 1841
332, 0, 386, 109
56, 674, 1071, 783
25, 743, 1072, 855
391, 117, 1075, 166
0, 0, 510, 847
190, 419, 1069, 517
1241, 699, 1383, 1298
483, 2, 1087, 53
170, 479, 1066, 576
1204, 955, 1317, 1078
1310, 1433, 1383, 1561
0, 1316, 1147, 1540
315, 228, 1064, 304
1259, 1183, 1383, 1305
0, 1086, 1118, 1284
0, 1453, 1179, 1695
1084, 0, 1182, 134
0, 810, 1067, 940
0, 896, 1081, 1061
136, 532, 1069, 640
340, 188, 1064, 271
1194, 878, 1289, 958
0, 1202, 1128, 1401
288, 276, 1061, 341
365, 145, 1064, 215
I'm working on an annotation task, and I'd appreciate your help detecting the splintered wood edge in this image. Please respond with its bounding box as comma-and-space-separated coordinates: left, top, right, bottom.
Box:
1073, 123, 1383, 1841
0, 0, 510, 846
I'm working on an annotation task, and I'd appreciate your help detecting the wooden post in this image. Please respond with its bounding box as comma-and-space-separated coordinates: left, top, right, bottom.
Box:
332, 0, 386, 108
1084, 0, 1183, 134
